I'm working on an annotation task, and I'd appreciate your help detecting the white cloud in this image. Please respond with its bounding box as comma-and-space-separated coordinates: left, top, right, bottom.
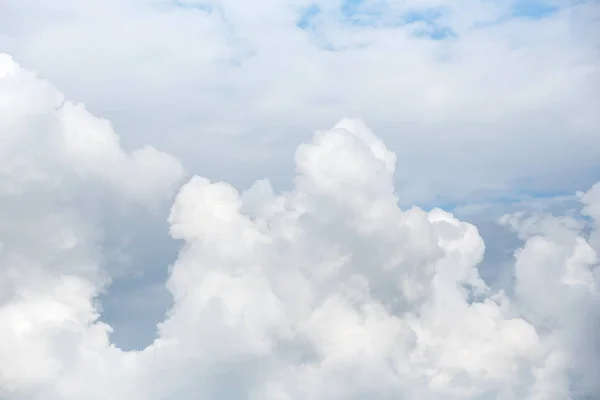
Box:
0, 53, 183, 398
1, 55, 598, 399
0, 0, 598, 203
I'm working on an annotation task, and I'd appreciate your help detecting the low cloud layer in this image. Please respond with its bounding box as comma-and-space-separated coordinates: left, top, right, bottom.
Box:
1, 54, 599, 399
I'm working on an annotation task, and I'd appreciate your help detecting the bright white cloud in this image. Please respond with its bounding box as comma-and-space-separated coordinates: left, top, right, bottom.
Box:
0, 55, 598, 399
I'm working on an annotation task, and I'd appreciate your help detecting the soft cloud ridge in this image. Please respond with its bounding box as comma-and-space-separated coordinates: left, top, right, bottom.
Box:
0, 54, 599, 399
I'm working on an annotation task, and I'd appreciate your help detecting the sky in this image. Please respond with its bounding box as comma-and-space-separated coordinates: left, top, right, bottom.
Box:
0, 0, 599, 399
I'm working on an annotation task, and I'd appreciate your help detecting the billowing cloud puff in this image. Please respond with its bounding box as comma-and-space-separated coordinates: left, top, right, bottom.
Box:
0, 54, 598, 399
0, 53, 183, 398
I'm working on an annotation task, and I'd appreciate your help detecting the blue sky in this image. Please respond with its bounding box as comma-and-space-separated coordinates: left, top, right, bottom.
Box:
297, 1, 456, 40
297, 0, 560, 33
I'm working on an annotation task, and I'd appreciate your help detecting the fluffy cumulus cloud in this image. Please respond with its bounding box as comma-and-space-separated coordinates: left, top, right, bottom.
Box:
1, 55, 598, 399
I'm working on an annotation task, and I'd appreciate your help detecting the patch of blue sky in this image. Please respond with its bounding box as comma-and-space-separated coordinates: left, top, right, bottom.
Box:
340, 0, 364, 16
296, 4, 321, 30
339, 0, 386, 26
469, 0, 562, 30
399, 8, 456, 39
297, 2, 455, 40
510, 0, 560, 19
402, 8, 446, 24
411, 25, 456, 40
340, 1, 455, 39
